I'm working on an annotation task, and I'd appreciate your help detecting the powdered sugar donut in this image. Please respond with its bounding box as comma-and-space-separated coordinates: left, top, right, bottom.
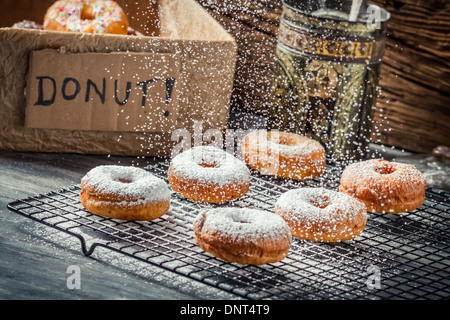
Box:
339, 159, 427, 214
80, 165, 171, 221
274, 188, 367, 242
193, 207, 292, 265
168, 146, 251, 203
240, 130, 325, 181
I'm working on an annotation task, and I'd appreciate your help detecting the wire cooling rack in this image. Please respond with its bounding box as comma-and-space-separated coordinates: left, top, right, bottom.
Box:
7, 160, 450, 300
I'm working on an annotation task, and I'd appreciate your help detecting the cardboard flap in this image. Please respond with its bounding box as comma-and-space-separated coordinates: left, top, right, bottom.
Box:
25, 49, 180, 132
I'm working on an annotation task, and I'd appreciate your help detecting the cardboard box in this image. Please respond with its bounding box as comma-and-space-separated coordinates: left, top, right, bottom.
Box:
0, 0, 237, 157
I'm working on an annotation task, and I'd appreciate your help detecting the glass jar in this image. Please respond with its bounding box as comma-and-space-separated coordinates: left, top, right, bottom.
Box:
268, 0, 390, 160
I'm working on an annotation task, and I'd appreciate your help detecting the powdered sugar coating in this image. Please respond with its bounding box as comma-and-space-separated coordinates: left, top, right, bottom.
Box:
340, 159, 426, 189
275, 188, 366, 225
240, 130, 325, 181
243, 130, 324, 159
195, 207, 292, 245
339, 159, 427, 213
267, 130, 324, 158
170, 146, 250, 185
81, 165, 171, 202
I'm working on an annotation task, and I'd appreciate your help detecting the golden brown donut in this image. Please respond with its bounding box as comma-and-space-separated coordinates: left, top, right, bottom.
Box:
240, 130, 325, 181
44, 0, 129, 35
80, 165, 171, 221
274, 188, 367, 242
193, 207, 292, 265
168, 146, 250, 203
339, 159, 427, 214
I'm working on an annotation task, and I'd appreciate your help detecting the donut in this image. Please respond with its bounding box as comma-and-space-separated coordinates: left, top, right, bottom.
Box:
338, 159, 427, 214
240, 130, 326, 181
193, 208, 292, 265
274, 188, 367, 242
80, 165, 171, 221
44, 0, 129, 35
168, 146, 251, 203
